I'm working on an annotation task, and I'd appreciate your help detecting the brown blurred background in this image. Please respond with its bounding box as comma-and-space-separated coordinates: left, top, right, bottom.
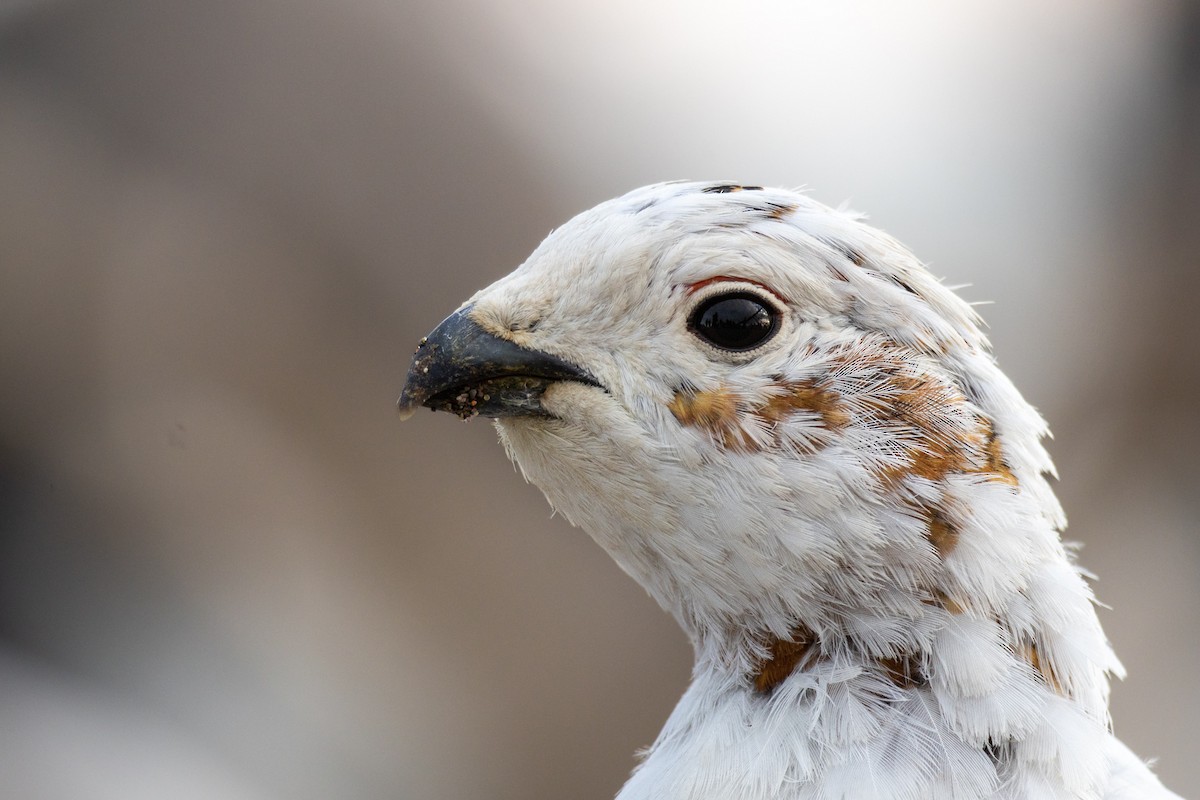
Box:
0, 1, 1196, 798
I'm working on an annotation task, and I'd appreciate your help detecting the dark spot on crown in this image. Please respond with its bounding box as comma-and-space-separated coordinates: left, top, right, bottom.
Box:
763, 202, 797, 220
702, 183, 764, 194
815, 238, 866, 267
834, 242, 867, 266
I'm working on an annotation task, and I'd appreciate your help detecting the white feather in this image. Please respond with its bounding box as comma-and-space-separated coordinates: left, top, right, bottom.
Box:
423, 182, 1183, 799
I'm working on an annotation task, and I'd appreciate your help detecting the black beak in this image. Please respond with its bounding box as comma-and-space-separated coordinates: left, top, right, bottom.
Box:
397, 307, 601, 420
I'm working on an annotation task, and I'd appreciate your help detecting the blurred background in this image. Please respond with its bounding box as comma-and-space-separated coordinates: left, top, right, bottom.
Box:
0, 1, 1197, 797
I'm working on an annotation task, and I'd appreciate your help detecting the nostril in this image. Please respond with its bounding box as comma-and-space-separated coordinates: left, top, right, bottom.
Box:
509, 318, 541, 333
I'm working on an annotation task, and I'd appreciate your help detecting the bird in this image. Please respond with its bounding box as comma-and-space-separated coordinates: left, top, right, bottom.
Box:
397, 181, 1182, 800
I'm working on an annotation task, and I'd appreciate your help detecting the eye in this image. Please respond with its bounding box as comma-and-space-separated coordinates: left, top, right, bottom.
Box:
688, 291, 781, 351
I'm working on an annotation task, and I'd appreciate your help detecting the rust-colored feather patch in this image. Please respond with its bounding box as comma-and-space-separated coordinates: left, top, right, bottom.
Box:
924, 504, 959, 558
1022, 641, 1065, 696
875, 372, 977, 484
670, 380, 850, 453
669, 341, 1021, 500
978, 421, 1019, 486
879, 652, 927, 689
668, 385, 740, 431
668, 385, 753, 451
757, 380, 851, 431
928, 587, 966, 615
753, 626, 817, 694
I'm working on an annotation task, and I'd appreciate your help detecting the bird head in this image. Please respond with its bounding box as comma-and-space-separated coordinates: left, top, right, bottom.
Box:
398, 182, 1162, 800
399, 182, 1108, 699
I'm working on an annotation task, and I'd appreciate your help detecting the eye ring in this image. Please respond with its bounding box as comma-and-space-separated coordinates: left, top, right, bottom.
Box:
687, 288, 782, 352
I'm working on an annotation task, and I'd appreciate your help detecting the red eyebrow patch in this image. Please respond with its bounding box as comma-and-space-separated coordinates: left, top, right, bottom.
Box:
684, 276, 789, 304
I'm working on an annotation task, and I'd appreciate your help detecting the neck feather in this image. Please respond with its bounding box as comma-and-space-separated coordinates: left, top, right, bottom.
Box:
620, 472, 1123, 800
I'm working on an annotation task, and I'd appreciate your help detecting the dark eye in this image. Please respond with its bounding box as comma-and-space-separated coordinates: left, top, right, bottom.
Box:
688, 292, 781, 351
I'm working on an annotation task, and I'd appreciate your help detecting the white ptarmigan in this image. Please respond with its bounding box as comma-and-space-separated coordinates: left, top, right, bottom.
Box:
398, 182, 1183, 800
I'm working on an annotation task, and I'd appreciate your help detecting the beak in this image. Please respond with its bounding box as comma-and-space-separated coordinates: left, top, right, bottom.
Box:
397, 306, 601, 420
